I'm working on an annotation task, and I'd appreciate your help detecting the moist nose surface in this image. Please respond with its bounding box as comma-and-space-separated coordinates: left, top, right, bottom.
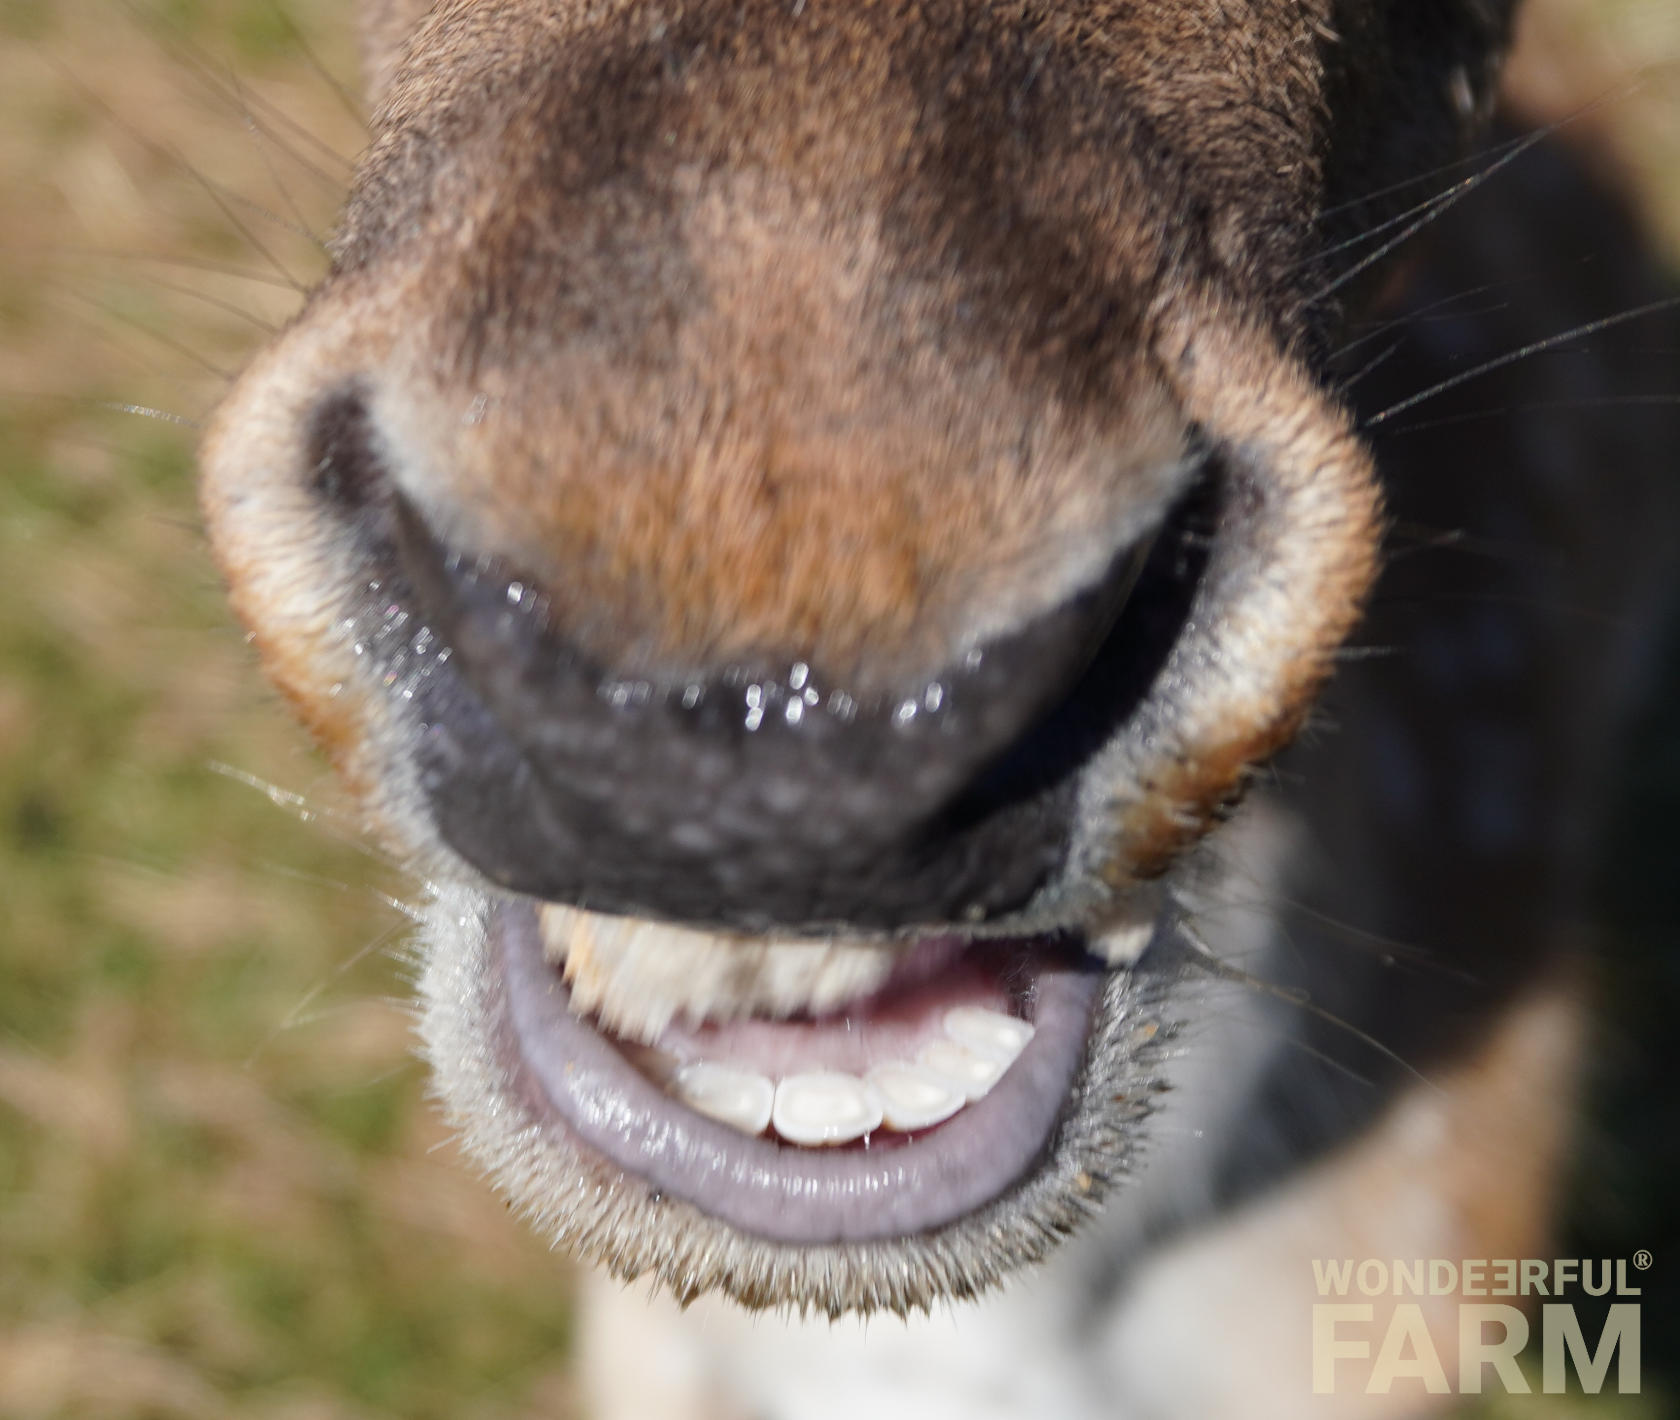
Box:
385, 480, 1151, 931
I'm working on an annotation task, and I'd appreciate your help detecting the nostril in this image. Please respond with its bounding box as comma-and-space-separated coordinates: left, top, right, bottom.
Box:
305, 384, 391, 522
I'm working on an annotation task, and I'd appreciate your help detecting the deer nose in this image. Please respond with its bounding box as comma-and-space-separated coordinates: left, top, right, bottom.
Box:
397, 488, 1153, 932
306, 385, 1156, 932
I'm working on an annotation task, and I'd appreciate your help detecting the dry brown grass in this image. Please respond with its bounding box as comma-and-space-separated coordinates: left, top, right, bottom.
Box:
0, 2, 1673, 1416
2, 5, 584, 1416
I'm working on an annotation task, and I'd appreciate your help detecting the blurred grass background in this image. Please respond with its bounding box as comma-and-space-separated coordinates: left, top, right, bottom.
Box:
0, 1, 1674, 1417
0, 3, 580, 1416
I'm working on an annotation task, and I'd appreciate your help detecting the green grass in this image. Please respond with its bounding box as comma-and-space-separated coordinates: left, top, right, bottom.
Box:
0, 2, 1673, 1417
0, 4, 581, 1415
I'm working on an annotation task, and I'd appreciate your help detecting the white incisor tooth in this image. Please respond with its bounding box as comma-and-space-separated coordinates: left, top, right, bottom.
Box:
867, 1063, 966, 1132
918, 1038, 1007, 1100
672, 1063, 774, 1137
943, 1006, 1034, 1065
771, 1072, 884, 1146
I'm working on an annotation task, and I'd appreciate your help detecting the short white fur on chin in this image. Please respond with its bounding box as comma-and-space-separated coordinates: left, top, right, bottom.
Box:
413, 882, 1177, 1317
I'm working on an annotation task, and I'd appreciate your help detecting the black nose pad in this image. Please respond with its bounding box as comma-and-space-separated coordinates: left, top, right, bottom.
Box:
382, 483, 1158, 931
299, 383, 1207, 932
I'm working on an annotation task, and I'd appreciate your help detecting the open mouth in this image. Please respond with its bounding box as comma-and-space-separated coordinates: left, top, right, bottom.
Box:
337, 428, 1226, 1282
419, 888, 1176, 1301
397, 471, 1214, 1252
499, 902, 1104, 1242
266, 382, 1223, 1292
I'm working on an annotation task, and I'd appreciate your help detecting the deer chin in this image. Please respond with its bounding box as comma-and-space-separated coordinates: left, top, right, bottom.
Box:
416, 887, 1179, 1315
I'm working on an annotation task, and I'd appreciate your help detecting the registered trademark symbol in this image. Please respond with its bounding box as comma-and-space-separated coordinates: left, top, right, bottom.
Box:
1633, 1250, 1653, 1271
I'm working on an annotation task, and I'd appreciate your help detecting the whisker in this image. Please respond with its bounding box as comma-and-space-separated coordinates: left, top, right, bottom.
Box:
0, 390, 201, 430
206, 762, 323, 825
1284, 900, 1478, 981
180, 171, 310, 293
217, 182, 332, 255
1364, 295, 1680, 427
116, 0, 357, 184
1172, 915, 1443, 1095
98, 401, 202, 429
1376, 394, 1680, 440
1314, 121, 1603, 223
206, 762, 411, 875
231, 70, 329, 250
42, 50, 311, 292
1297, 128, 1582, 287
1312, 128, 1555, 303
133, 273, 280, 335
1334, 335, 1404, 396
264, 0, 366, 127
1310, 170, 1495, 272
24, 245, 306, 291
1332, 278, 1510, 364
64, 289, 237, 383
245, 916, 410, 1069
1313, 79, 1657, 302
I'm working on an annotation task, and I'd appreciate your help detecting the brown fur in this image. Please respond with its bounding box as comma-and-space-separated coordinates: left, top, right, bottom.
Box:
195, 0, 1673, 1402
205, 0, 1469, 907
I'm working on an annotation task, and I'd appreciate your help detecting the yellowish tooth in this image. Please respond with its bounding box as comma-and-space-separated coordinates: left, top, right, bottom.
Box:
771, 1072, 884, 1146
537, 901, 900, 1043
1088, 886, 1163, 965
866, 1062, 966, 1131
943, 1006, 1034, 1065
918, 1039, 1006, 1101
672, 1062, 775, 1136
620, 1043, 682, 1087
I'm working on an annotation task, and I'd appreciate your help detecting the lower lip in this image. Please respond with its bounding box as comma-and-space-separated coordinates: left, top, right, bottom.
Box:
490, 901, 1105, 1244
